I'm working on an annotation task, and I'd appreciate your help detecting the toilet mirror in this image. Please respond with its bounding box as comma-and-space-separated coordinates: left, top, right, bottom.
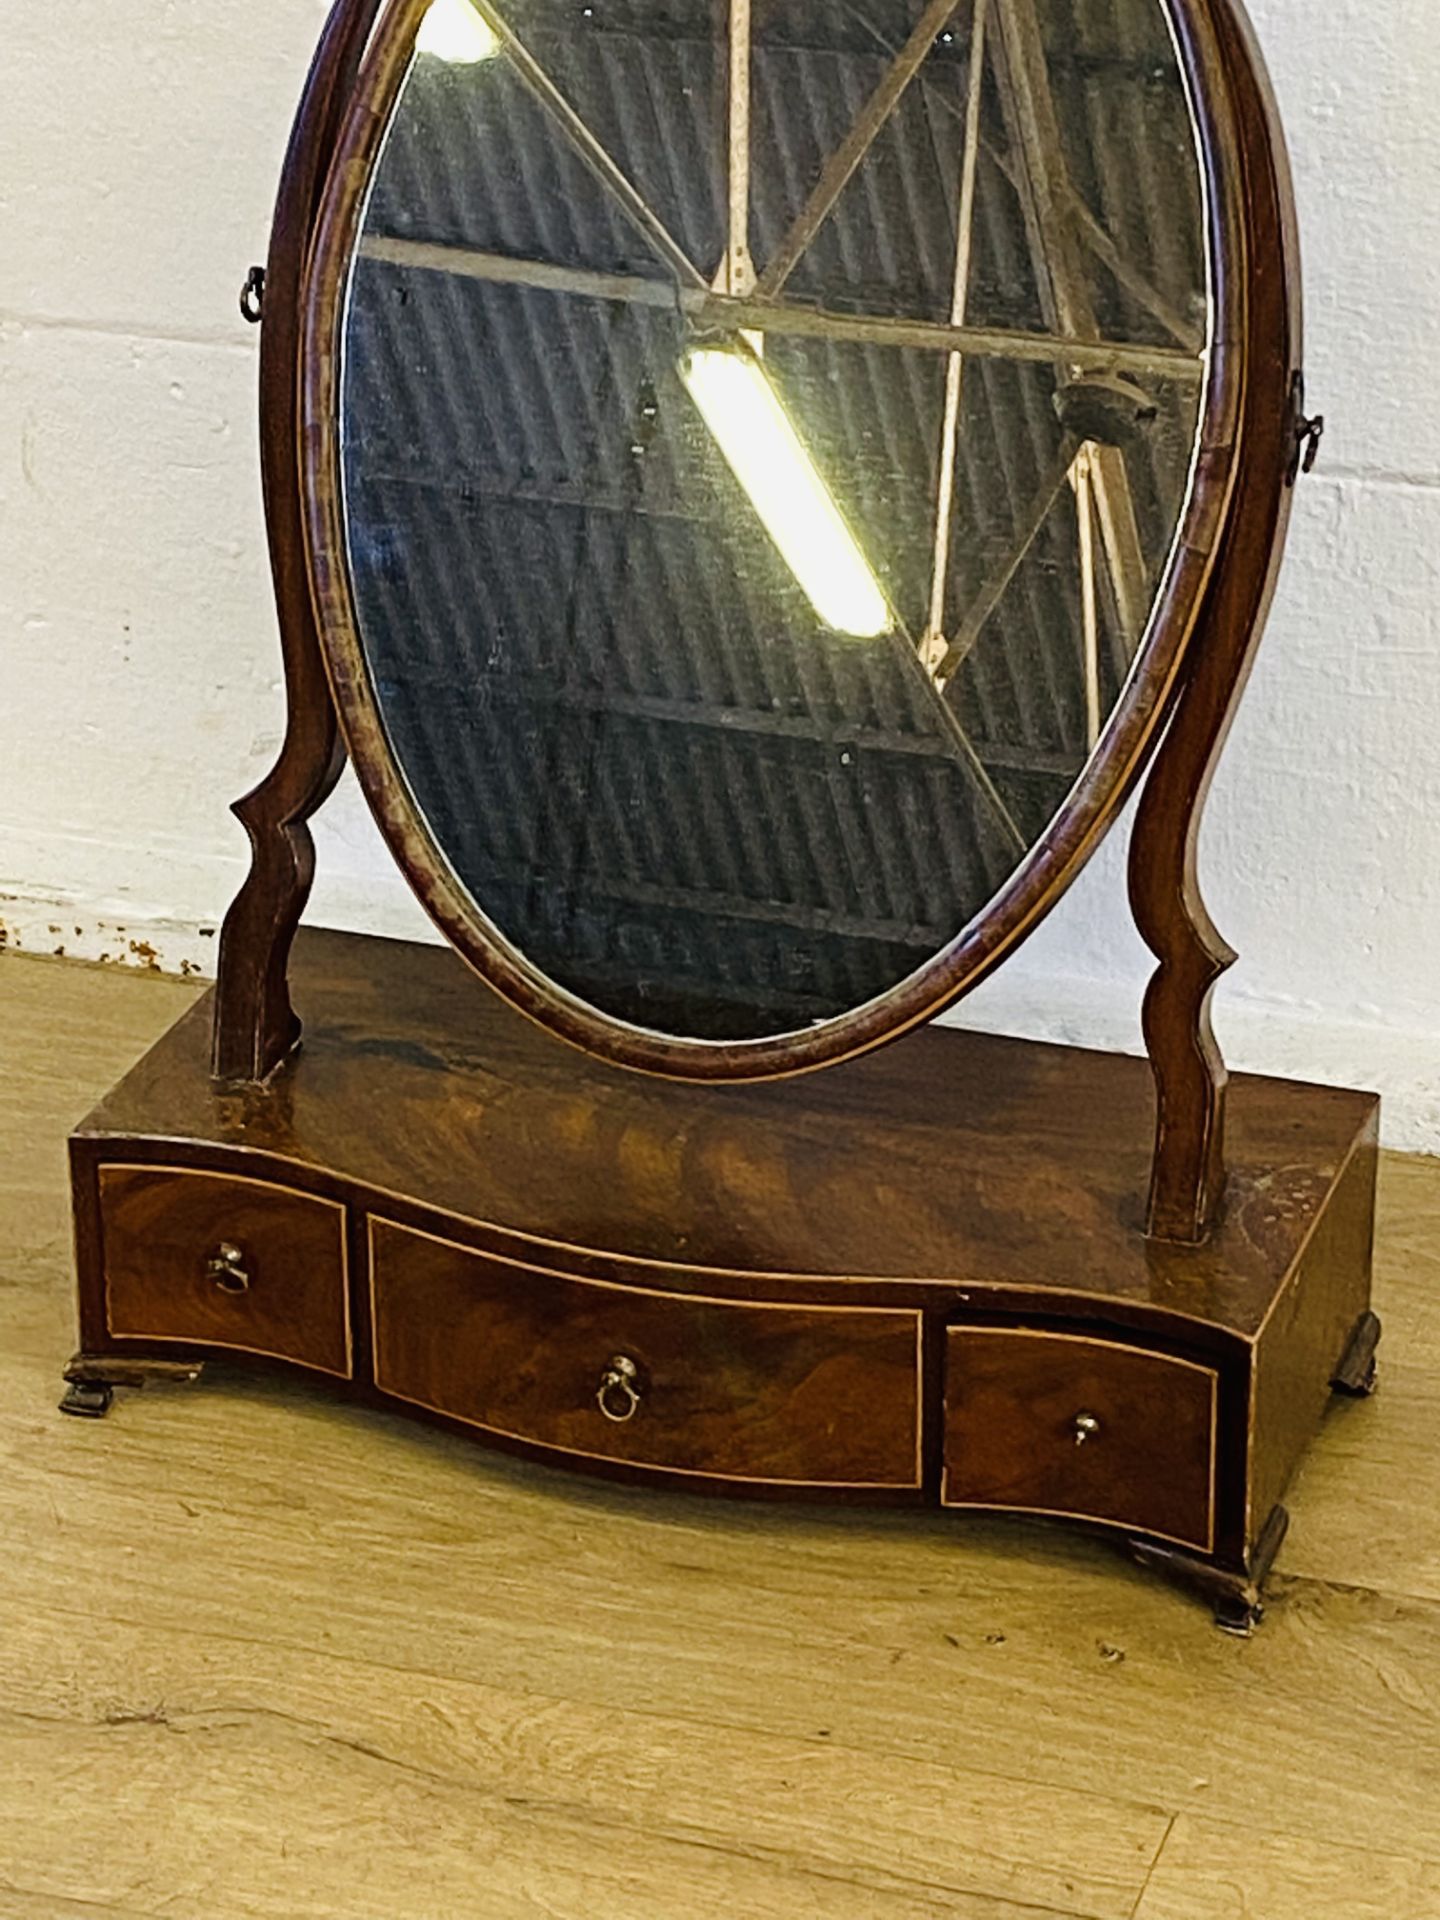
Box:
302, 0, 1242, 1076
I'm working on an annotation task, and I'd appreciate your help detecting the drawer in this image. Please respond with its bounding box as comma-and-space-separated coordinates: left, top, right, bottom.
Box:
941, 1327, 1216, 1553
369, 1219, 922, 1488
99, 1164, 351, 1376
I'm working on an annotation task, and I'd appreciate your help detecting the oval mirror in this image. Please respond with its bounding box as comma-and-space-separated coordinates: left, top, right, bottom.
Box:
303, 0, 1243, 1076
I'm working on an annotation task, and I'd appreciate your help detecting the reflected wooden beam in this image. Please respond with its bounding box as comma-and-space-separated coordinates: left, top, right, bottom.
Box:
1064, 188, 1204, 354
883, 623, 1028, 858
933, 433, 1079, 685
831, 3, 1203, 354
471, 673, 1078, 776
1072, 442, 1101, 747
755, 0, 968, 298
991, 0, 1086, 332
472, 0, 706, 290
921, 0, 990, 672
984, 130, 1204, 351
990, 0, 1150, 645
558, 871, 952, 951
722, 0, 756, 294
359, 236, 1204, 385
1089, 445, 1149, 650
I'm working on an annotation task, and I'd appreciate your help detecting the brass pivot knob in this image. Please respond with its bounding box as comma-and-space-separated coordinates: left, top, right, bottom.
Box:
206, 1243, 251, 1295
596, 1355, 643, 1423
1073, 1412, 1102, 1447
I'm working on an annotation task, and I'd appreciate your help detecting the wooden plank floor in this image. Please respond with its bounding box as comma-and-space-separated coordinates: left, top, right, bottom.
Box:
1, 951, 1438, 1919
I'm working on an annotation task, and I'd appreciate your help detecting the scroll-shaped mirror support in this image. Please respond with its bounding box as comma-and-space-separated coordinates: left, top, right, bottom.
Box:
980, 0, 1304, 1244
211, 0, 381, 1082
1130, 0, 1302, 1244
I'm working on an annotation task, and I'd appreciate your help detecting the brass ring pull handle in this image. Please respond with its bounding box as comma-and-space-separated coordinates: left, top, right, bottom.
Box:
596, 1355, 643, 1423
1073, 1412, 1102, 1447
206, 1242, 252, 1296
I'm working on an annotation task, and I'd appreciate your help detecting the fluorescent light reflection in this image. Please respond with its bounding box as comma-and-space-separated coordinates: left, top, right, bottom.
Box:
416, 0, 501, 63
680, 345, 891, 639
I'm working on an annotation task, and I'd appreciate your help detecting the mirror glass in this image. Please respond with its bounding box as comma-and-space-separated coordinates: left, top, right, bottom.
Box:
338, 0, 1208, 1042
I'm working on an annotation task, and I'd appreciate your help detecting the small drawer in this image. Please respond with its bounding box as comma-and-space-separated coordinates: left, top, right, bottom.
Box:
100, 1164, 351, 1377
941, 1327, 1216, 1552
369, 1218, 922, 1488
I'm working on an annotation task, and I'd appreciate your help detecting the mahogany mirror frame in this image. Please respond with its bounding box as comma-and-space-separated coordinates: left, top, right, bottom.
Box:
214, 0, 1311, 1246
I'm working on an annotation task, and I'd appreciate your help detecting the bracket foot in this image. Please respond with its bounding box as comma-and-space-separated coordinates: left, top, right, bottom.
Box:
1332, 1310, 1382, 1398
1130, 1504, 1289, 1636
60, 1354, 205, 1420
59, 1378, 114, 1419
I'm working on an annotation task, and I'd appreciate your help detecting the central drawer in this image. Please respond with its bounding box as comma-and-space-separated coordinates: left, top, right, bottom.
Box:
368, 1218, 922, 1488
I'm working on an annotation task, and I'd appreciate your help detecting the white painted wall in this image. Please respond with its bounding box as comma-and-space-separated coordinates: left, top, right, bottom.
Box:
3, 1, 1438, 1148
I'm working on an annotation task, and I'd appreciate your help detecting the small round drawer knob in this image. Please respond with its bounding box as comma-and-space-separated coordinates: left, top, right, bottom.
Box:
1073, 1412, 1102, 1447
206, 1242, 251, 1296
596, 1355, 643, 1424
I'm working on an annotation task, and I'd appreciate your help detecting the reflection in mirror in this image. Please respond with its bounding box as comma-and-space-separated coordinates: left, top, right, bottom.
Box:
339, 0, 1207, 1041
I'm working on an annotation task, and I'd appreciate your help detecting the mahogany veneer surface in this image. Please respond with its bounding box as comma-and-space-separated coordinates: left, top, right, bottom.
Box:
369, 1219, 922, 1487
78, 928, 1377, 1339
99, 1163, 351, 1377
70, 929, 1377, 1570
941, 1329, 1217, 1553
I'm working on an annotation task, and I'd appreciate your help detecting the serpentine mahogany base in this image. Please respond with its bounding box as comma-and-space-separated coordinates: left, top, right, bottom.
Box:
64, 929, 1379, 1631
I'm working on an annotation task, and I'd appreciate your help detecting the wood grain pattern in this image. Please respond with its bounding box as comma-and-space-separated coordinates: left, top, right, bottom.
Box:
1277, 1359, 1440, 1605
941, 1329, 1216, 1553
0, 1598, 1158, 1920
0, 1895, 163, 1919
8, 1328, 1440, 1865
88, 930, 1378, 1341
97, 1164, 351, 1377
370, 1218, 922, 1488
4, 954, 1433, 1914
70, 929, 1375, 1562
1134, 1816, 1440, 1919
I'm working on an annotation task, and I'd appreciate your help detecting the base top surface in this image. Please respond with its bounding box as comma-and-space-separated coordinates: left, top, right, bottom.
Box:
76, 929, 1378, 1337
